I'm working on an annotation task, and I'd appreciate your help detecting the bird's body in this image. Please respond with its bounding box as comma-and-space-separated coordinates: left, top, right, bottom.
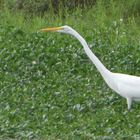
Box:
113, 73, 140, 98
41, 25, 140, 110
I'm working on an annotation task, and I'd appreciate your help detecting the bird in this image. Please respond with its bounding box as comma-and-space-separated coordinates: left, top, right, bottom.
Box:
41, 25, 140, 110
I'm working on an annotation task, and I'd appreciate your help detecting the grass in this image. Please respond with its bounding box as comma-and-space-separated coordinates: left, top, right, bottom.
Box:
0, 0, 140, 139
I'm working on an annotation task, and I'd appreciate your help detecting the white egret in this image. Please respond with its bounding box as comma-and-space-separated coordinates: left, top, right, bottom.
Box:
41, 25, 140, 110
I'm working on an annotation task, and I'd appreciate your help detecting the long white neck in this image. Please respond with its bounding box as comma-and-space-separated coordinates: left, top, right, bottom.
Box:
70, 29, 111, 79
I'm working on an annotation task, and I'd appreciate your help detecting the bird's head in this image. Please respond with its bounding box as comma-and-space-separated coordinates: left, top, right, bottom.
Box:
41, 25, 74, 35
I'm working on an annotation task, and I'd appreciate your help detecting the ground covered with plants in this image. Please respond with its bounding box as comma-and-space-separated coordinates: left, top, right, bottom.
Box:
0, 0, 140, 139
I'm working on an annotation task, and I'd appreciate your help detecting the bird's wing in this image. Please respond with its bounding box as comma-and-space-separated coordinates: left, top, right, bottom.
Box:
116, 73, 140, 86
114, 73, 140, 97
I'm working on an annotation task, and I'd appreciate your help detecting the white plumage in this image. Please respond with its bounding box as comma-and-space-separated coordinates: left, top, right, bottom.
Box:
41, 25, 140, 110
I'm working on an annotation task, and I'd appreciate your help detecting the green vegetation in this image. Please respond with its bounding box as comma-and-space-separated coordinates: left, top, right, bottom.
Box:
0, 0, 140, 139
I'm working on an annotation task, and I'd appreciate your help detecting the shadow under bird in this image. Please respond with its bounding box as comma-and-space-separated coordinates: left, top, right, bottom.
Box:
41, 25, 140, 110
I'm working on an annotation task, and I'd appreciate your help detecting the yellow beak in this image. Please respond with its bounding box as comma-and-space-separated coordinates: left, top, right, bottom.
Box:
41, 27, 63, 32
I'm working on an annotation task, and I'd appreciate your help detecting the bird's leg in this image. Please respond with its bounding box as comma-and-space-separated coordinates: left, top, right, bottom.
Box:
126, 98, 132, 110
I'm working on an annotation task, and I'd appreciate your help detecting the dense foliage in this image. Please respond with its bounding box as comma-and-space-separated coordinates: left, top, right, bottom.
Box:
0, 0, 140, 139
0, 0, 140, 17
